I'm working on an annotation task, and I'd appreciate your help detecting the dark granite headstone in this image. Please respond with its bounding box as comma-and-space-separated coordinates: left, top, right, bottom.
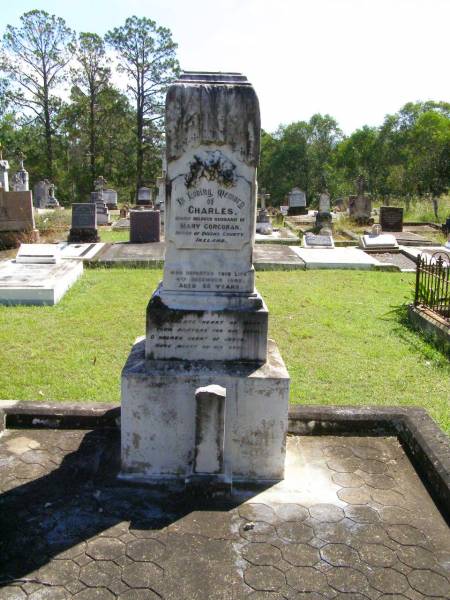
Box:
380, 206, 403, 232
68, 203, 99, 242
130, 209, 160, 243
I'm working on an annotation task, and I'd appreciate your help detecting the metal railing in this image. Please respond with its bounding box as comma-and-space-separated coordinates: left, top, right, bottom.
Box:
414, 252, 450, 322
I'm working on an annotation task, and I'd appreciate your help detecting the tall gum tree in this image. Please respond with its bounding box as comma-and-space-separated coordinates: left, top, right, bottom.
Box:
1, 10, 75, 178
71, 32, 111, 187
106, 16, 179, 196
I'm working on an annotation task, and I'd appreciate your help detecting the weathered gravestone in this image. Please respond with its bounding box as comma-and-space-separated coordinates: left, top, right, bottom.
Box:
121, 71, 289, 487
90, 176, 110, 224
288, 187, 307, 215
33, 180, 50, 208
0, 157, 10, 191
319, 191, 331, 213
380, 206, 403, 232
11, 154, 29, 192
0, 188, 38, 248
129, 209, 160, 243
68, 203, 99, 243
102, 189, 118, 209
348, 175, 373, 224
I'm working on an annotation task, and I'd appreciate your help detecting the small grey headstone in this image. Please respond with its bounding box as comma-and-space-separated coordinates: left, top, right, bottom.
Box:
304, 232, 334, 248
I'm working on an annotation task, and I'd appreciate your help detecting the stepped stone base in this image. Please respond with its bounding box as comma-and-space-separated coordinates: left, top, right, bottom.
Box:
120, 337, 290, 484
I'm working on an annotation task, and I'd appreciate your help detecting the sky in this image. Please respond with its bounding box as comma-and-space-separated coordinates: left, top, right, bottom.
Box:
2, 0, 449, 135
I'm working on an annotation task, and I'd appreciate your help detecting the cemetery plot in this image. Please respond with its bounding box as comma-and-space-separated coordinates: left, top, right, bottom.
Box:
0, 424, 449, 599
0, 259, 83, 305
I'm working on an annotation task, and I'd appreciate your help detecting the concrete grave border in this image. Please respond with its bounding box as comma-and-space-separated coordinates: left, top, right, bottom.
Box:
0, 401, 448, 523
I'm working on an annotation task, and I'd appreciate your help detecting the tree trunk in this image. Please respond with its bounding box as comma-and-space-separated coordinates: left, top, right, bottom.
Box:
43, 84, 53, 179
89, 95, 96, 188
136, 99, 144, 199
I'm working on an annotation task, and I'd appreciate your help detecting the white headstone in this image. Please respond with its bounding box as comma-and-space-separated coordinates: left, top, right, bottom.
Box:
16, 243, 61, 264
319, 192, 331, 213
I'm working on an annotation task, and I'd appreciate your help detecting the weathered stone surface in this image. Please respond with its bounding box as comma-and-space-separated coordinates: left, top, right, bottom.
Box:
0, 189, 35, 231
121, 338, 289, 482
163, 72, 260, 301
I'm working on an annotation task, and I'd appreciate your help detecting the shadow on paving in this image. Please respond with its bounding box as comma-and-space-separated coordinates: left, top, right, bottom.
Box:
0, 427, 256, 588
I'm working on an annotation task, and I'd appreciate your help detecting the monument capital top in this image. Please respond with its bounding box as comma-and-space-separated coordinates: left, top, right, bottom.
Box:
177, 71, 251, 85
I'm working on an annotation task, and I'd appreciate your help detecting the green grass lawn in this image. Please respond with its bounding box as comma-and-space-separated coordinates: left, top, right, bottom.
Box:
0, 269, 448, 432
99, 229, 129, 243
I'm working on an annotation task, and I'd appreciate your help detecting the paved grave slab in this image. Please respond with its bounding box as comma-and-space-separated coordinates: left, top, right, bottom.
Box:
0, 259, 83, 305
399, 245, 450, 262
58, 242, 105, 260
369, 252, 416, 271
0, 424, 449, 599
290, 246, 382, 270
92, 242, 166, 266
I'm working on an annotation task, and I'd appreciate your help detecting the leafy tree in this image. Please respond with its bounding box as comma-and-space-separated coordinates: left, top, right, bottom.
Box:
1, 10, 75, 178
71, 32, 110, 187
105, 16, 179, 194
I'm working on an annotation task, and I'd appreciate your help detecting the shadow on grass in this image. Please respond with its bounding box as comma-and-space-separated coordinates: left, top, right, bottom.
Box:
382, 302, 450, 366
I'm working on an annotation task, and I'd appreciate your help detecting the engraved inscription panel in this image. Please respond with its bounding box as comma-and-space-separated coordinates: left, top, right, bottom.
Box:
168, 149, 252, 251
146, 310, 267, 362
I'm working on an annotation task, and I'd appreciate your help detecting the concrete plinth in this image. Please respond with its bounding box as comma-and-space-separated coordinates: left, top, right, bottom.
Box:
120, 337, 289, 484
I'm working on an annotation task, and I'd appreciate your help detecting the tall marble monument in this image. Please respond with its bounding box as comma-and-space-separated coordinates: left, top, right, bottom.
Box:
121, 72, 289, 486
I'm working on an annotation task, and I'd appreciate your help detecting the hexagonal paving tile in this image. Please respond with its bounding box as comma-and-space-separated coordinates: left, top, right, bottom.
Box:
386, 525, 428, 547
326, 566, 370, 593
344, 505, 380, 524
331, 472, 364, 488
407, 568, 450, 597
239, 503, 277, 524
367, 568, 410, 594
396, 545, 439, 569
79, 560, 121, 588
357, 459, 388, 474
126, 538, 166, 562
86, 538, 125, 561
243, 565, 285, 591
337, 487, 372, 505
285, 566, 329, 593
358, 543, 397, 567
242, 542, 282, 566
309, 504, 345, 523
327, 458, 362, 473
121, 561, 164, 589
276, 522, 314, 543
272, 503, 308, 522
281, 543, 320, 567
240, 520, 277, 542
320, 543, 360, 567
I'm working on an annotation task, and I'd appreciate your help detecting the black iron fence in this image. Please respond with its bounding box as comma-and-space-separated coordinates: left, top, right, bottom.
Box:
414, 252, 450, 321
